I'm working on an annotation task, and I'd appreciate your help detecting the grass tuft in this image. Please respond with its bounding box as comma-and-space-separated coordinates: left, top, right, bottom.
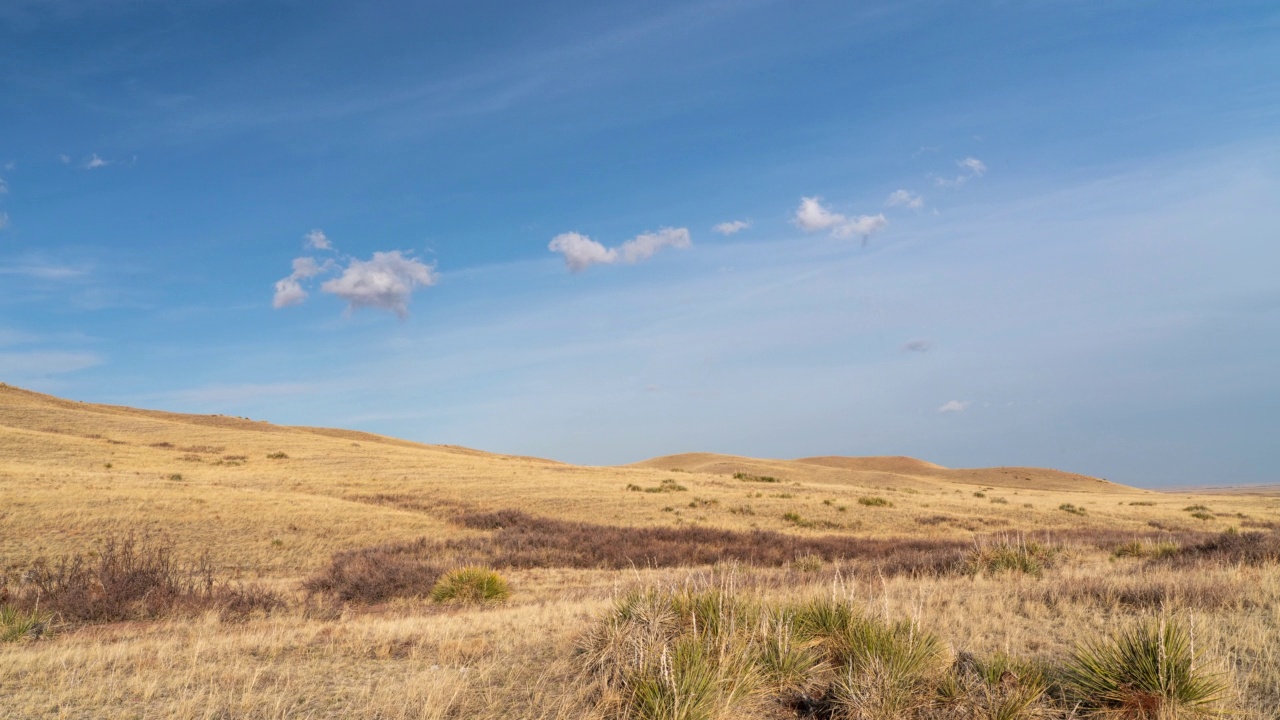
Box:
1064, 616, 1227, 718
430, 567, 510, 603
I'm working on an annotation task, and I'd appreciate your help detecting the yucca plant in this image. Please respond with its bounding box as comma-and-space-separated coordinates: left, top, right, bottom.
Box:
428, 567, 510, 603
0, 604, 51, 642
1064, 616, 1227, 718
756, 612, 826, 692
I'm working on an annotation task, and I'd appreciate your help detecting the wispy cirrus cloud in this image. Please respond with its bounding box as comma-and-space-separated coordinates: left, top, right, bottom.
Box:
0, 260, 90, 279
934, 157, 987, 187
84, 153, 110, 169
713, 219, 750, 235
549, 226, 691, 272
886, 189, 924, 209
793, 197, 887, 241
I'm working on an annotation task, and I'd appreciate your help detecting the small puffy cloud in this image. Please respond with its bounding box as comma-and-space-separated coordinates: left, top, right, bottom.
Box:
271, 256, 329, 308
549, 227, 691, 272
886, 189, 924, 209
902, 339, 930, 352
305, 229, 332, 250
793, 197, 888, 241
934, 157, 987, 187
58, 154, 71, 165
272, 276, 308, 308
84, 154, 109, 169
793, 197, 846, 232
937, 400, 970, 414
619, 227, 691, 264
713, 219, 751, 235
320, 251, 437, 317
549, 232, 618, 272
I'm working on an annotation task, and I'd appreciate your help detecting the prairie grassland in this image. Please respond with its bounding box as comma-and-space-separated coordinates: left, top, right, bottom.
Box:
2, 384, 1279, 718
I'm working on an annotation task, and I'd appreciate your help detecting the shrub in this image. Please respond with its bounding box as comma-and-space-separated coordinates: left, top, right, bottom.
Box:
266, 451, 289, 459
1183, 505, 1211, 513
782, 512, 813, 528
1064, 617, 1227, 718
1059, 503, 1087, 516
790, 554, 823, 572
168, 473, 183, 481
1130, 501, 1157, 506
973, 492, 987, 499
858, 496, 891, 507
990, 497, 1009, 505
1112, 539, 1180, 560
11, 535, 282, 624
1, 604, 51, 642
639, 479, 688, 493
1171, 529, 1280, 566
734, 473, 781, 483
1190, 511, 1214, 522
965, 536, 1058, 577
304, 538, 442, 603
430, 567, 510, 603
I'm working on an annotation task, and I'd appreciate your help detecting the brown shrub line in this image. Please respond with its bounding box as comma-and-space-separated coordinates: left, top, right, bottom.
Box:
3, 535, 284, 626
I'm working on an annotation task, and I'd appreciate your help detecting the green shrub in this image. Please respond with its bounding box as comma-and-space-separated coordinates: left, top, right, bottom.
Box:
1190, 511, 1214, 522
1059, 503, 1087, 516
429, 567, 510, 603
782, 512, 813, 528
858, 496, 891, 507
1113, 540, 1180, 560
973, 491, 987, 499
641, 479, 688, 493
1183, 505, 1211, 513
0, 605, 51, 642
966, 536, 1058, 576
1064, 617, 1227, 718
266, 452, 289, 459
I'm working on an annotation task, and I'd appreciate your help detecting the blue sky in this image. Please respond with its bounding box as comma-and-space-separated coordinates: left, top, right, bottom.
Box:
1, 0, 1277, 486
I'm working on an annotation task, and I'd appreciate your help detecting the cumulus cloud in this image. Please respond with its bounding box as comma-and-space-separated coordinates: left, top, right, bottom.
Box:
934, 157, 987, 186
84, 154, 110, 169
272, 257, 328, 308
320, 251, 437, 317
618, 227, 691, 264
305, 229, 332, 250
273, 230, 436, 316
902, 339, 930, 352
793, 197, 888, 241
549, 227, 691, 272
548, 232, 618, 272
886, 189, 924, 209
713, 219, 751, 235
937, 400, 970, 414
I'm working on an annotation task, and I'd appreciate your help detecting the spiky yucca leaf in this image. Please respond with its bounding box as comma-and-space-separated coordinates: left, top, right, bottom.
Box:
1064, 617, 1227, 718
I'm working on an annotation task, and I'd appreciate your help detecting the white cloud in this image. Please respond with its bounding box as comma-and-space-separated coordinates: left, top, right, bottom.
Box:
886, 189, 924, 209
937, 400, 970, 414
320, 251, 437, 317
934, 157, 987, 186
793, 197, 888, 241
549, 227, 691, 272
0, 177, 7, 194
713, 220, 751, 235
902, 339, 930, 352
305, 229, 332, 250
58, 154, 71, 165
84, 154, 109, 169
960, 157, 987, 177
618, 227, 691, 264
0, 261, 88, 279
272, 256, 331, 308
793, 197, 846, 232
0, 213, 8, 230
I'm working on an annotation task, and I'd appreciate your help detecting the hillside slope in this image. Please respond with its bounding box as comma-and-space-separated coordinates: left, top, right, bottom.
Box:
0, 383, 1239, 577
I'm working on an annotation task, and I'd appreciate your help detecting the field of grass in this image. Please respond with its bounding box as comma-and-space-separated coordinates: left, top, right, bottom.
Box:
2, 383, 1278, 718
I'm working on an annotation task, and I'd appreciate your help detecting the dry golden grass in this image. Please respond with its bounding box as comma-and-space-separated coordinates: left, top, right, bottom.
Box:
2, 383, 1278, 718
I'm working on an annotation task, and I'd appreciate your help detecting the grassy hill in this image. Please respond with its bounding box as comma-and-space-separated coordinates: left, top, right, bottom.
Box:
1, 384, 1277, 719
